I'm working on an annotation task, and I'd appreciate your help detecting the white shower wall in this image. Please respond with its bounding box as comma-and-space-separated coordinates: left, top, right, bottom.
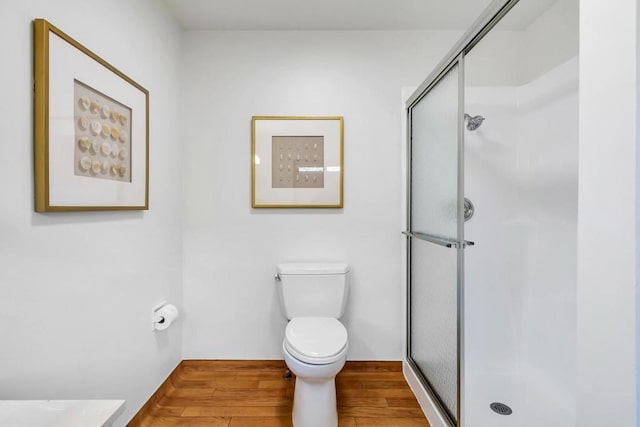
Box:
460, 1, 578, 425
464, 55, 578, 427
515, 58, 578, 401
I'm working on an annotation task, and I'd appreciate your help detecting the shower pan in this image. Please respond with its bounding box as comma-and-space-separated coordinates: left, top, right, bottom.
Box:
404, 0, 578, 426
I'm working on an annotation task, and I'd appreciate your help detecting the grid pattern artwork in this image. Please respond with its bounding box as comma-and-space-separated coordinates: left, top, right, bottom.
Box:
271, 136, 324, 189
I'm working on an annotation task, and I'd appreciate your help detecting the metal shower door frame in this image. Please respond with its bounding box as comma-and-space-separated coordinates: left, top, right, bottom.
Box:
405, 53, 464, 427
404, 0, 525, 426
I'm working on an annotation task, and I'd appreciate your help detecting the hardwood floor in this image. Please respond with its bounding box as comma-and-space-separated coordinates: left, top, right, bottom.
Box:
130, 360, 429, 427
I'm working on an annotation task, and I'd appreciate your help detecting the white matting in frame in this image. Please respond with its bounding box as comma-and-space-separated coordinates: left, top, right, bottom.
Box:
252, 116, 343, 208
34, 19, 148, 212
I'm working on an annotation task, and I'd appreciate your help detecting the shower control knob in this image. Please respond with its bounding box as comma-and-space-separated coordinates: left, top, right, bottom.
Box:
464, 197, 475, 221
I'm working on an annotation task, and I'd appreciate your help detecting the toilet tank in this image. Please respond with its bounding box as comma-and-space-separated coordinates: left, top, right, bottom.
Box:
276, 263, 350, 320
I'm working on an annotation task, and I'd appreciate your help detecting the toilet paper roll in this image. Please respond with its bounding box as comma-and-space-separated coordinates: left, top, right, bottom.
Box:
154, 304, 179, 331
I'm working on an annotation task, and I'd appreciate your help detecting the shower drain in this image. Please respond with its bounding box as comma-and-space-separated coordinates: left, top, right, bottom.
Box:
490, 402, 513, 415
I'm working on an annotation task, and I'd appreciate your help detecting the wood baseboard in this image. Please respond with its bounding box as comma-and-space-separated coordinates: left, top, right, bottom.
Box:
126, 362, 183, 426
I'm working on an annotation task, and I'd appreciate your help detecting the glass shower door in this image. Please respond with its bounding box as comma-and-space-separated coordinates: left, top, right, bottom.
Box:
407, 61, 463, 425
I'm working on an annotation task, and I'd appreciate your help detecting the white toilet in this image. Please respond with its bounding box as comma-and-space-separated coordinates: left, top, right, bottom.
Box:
276, 263, 350, 427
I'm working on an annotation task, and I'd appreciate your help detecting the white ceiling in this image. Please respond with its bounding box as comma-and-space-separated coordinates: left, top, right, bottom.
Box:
163, 0, 499, 31
163, 0, 560, 32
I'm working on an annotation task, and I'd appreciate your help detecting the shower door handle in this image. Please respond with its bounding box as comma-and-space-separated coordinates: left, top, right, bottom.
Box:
403, 231, 474, 249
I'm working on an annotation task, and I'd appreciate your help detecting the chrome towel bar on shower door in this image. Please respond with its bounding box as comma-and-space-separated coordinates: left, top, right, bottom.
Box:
402, 231, 475, 249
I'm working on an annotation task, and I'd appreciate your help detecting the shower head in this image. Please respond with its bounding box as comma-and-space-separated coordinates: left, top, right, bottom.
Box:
464, 113, 485, 131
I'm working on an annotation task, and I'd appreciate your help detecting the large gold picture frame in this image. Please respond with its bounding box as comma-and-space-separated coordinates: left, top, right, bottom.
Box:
252, 116, 344, 208
34, 19, 149, 212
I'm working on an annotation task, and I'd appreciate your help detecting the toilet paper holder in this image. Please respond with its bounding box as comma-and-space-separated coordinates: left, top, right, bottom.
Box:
152, 301, 179, 331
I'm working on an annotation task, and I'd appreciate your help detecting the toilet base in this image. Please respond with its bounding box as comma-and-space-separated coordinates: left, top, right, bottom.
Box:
292, 376, 338, 427
283, 345, 346, 427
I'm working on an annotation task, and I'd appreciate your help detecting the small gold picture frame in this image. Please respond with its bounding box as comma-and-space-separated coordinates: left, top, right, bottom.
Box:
34, 19, 149, 212
252, 116, 344, 208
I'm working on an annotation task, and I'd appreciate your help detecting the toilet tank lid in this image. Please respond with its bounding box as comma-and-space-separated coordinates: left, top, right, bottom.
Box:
277, 263, 350, 275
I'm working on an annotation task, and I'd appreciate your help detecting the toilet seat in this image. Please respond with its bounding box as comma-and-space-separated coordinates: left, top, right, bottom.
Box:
284, 317, 348, 365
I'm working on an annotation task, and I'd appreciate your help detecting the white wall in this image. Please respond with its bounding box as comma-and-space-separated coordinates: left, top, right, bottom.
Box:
638, 0, 640, 420
459, 2, 579, 426
0, 1, 183, 425
519, 0, 579, 84
577, 0, 637, 426
516, 58, 578, 405
465, 57, 578, 427
181, 30, 460, 360
464, 0, 578, 367
1, 1, 636, 425
464, 85, 520, 371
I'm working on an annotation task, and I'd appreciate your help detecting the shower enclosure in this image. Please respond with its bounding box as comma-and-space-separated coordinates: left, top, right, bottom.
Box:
405, 0, 578, 426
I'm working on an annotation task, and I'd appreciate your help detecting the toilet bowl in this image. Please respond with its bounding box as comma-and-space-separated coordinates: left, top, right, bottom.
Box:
283, 317, 348, 427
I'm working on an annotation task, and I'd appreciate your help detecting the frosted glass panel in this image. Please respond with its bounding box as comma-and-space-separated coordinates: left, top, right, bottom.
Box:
408, 64, 460, 423
411, 65, 459, 238
410, 238, 458, 420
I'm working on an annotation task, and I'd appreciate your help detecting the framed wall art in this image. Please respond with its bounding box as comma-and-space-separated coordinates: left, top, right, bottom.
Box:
33, 19, 149, 212
252, 116, 343, 208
